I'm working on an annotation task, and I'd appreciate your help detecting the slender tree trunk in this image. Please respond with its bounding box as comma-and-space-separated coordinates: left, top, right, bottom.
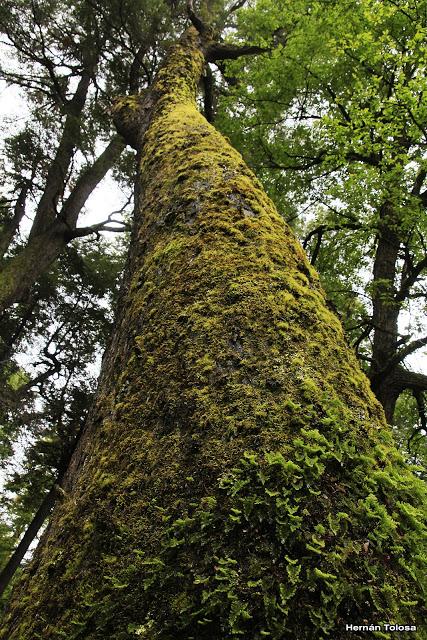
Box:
0, 183, 29, 260
367, 202, 427, 422
369, 203, 401, 422
1, 28, 426, 640
29, 74, 92, 240
0, 429, 82, 598
0, 486, 59, 599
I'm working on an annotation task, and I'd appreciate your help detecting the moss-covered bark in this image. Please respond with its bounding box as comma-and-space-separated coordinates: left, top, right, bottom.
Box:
1, 28, 426, 640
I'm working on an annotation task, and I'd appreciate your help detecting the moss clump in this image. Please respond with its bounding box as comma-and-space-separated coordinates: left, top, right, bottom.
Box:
139, 426, 426, 639
2, 27, 426, 640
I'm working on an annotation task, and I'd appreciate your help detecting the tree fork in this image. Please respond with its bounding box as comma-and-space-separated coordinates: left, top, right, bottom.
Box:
0, 137, 124, 315
1, 27, 426, 640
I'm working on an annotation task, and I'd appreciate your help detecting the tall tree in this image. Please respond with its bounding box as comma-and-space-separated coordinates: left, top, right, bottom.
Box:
216, 0, 427, 424
1, 18, 426, 640
0, 0, 248, 593
0, 0, 182, 313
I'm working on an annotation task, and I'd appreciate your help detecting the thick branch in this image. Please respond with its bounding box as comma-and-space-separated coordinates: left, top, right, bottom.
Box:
186, 0, 210, 35
29, 72, 92, 238
371, 351, 427, 393
203, 66, 215, 123
394, 368, 427, 394
411, 168, 427, 196
61, 135, 125, 230
205, 42, 268, 62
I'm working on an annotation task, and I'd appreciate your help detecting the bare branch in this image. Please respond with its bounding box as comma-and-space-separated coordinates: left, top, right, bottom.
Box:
187, 0, 209, 34
70, 202, 131, 239
205, 42, 269, 62
303, 221, 362, 251
71, 221, 128, 239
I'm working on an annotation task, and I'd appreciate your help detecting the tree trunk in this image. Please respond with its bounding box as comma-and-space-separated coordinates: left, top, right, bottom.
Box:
0, 485, 59, 599
369, 203, 401, 422
0, 183, 29, 260
1, 28, 426, 640
0, 222, 69, 314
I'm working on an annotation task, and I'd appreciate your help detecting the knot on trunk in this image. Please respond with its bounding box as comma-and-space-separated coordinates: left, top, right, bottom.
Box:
111, 93, 154, 150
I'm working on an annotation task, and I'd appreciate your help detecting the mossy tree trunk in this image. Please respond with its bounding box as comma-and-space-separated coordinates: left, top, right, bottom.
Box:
1, 28, 426, 640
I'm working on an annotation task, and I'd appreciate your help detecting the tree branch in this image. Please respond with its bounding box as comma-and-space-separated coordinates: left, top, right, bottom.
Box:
69, 198, 132, 239
70, 220, 128, 239
205, 42, 269, 62
371, 342, 427, 392
394, 368, 427, 394
303, 221, 362, 250
411, 168, 426, 196
394, 336, 427, 365
203, 65, 215, 123
396, 253, 427, 303
187, 0, 209, 35
229, 0, 248, 12
61, 135, 126, 230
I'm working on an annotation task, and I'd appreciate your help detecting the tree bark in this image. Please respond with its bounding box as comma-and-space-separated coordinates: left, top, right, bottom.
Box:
1, 28, 426, 640
0, 485, 59, 599
369, 203, 401, 422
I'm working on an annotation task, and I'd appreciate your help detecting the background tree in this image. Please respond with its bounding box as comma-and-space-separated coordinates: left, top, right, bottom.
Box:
0, 0, 188, 313
0, 0, 180, 589
0, 237, 124, 596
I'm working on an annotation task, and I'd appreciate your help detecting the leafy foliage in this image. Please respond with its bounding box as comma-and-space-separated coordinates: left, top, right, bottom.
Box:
0, 238, 124, 546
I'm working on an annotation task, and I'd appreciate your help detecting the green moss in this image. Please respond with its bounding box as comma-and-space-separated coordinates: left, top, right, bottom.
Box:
139, 429, 426, 638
